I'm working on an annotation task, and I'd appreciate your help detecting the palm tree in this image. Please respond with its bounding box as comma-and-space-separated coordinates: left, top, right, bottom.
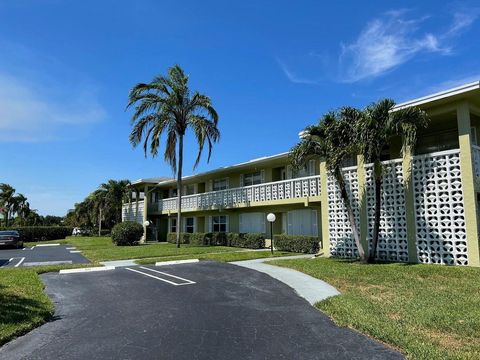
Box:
98, 179, 131, 225
13, 193, 30, 225
356, 99, 429, 263
291, 108, 367, 262
92, 189, 107, 236
127, 65, 220, 248
0, 183, 16, 227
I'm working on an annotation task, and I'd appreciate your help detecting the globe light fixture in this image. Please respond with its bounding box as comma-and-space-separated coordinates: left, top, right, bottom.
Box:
267, 213, 276, 254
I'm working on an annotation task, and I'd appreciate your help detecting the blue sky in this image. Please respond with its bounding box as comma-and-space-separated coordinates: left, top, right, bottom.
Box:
1, 0, 479, 215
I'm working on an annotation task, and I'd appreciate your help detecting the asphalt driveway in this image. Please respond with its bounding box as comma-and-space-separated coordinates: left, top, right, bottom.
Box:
0, 244, 89, 267
0, 261, 403, 360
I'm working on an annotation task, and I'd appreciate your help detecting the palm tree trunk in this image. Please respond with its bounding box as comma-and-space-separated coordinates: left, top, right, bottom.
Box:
334, 168, 366, 262
176, 134, 184, 248
369, 161, 382, 263
98, 208, 102, 237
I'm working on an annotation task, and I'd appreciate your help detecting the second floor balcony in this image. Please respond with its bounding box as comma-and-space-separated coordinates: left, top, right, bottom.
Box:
150, 175, 321, 213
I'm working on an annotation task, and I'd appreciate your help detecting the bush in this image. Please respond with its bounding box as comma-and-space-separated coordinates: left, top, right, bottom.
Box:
167, 232, 191, 244
273, 234, 320, 254
228, 233, 265, 249
165, 232, 265, 249
111, 221, 143, 246
0, 226, 73, 242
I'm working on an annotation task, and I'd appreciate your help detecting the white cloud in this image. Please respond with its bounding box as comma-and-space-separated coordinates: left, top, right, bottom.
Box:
0, 73, 106, 142
338, 9, 478, 82
276, 58, 319, 85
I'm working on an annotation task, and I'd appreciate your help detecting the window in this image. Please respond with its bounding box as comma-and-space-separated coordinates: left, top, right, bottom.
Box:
213, 178, 228, 191
185, 217, 195, 233
286, 209, 318, 236
170, 188, 178, 197
212, 215, 228, 232
185, 184, 196, 195
150, 192, 159, 203
243, 171, 262, 186
170, 218, 177, 233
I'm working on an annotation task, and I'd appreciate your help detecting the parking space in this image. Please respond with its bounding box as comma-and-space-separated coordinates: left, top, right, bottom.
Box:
0, 261, 403, 360
0, 244, 89, 268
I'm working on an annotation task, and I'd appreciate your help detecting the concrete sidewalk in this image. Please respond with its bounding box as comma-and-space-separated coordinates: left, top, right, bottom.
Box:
231, 255, 340, 305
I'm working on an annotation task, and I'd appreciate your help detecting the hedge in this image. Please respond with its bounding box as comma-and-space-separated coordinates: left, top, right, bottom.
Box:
227, 233, 265, 249
111, 221, 143, 246
166, 232, 265, 249
273, 234, 320, 254
0, 226, 73, 242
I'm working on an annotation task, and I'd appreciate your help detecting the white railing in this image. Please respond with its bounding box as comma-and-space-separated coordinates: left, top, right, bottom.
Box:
157, 175, 321, 212
122, 200, 144, 224
472, 145, 480, 178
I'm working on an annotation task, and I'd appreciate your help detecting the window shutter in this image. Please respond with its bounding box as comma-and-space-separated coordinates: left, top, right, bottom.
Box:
207, 216, 212, 232
225, 215, 229, 232
286, 165, 293, 179
226, 178, 230, 189
208, 180, 213, 192
240, 174, 244, 187
308, 160, 316, 176
262, 213, 266, 233
260, 170, 265, 183
239, 214, 243, 232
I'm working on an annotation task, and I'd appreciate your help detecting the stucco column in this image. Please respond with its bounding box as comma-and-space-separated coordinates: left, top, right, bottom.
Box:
457, 102, 480, 266
402, 146, 418, 263
319, 160, 330, 256
356, 155, 369, 258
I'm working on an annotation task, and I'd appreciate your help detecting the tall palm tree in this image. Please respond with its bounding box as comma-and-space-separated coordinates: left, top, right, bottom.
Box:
291, 108, 367, 262
127, 65, 220, 248
92, 189, 107, 236
0, 183, 16, 227
356, 99, 429, 263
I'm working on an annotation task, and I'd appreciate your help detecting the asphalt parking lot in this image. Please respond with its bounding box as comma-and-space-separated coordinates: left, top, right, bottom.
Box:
0, 244, 89, 267
0, 261, 403, 360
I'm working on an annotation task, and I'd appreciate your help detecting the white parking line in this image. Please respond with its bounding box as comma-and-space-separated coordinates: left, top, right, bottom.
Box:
14, 257, 25, 267
66, 247, 76, 250
139, 266, 196, 285
35, 244, 60, 247
69, 250, 81, 253
125, 267, 195, 286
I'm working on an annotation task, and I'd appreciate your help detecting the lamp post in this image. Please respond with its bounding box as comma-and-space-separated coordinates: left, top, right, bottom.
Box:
267, 213, 276, 254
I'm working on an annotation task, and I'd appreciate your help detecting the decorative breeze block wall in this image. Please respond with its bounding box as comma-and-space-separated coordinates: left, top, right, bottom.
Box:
328, 166, 360, 258
365, 160, 409, 262
121, 201, 144, 224
412, 150, 468, 265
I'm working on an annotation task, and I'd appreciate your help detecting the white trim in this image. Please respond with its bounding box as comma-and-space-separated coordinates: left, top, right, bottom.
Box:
393, 81, 480, 110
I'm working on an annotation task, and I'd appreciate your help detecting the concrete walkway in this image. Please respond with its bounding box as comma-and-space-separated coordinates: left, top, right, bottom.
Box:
231, 255, 340, 305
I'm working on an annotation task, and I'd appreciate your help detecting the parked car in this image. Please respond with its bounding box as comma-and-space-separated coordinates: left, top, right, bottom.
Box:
0, 230, 23, 248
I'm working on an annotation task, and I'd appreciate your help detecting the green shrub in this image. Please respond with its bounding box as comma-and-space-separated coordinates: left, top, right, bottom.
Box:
111, 221, 143, 246
205, 232, 227, 246
0, 226, 73, 242
228, 233, 265, 249
166, 232, 191, 244
273, 234, 320, 254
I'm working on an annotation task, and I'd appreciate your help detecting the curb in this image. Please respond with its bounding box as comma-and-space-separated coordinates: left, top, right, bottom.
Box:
59, 266, 115, 274
155, 259, 199, 266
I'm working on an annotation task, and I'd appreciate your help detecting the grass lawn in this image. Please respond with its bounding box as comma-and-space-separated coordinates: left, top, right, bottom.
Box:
30, 236, 239, 262
269, 257, 480, 360
0, 268, 53, 346
136, 250, 299, 265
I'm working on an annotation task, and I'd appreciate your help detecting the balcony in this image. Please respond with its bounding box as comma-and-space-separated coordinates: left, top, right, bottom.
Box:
154, 175, 321, 213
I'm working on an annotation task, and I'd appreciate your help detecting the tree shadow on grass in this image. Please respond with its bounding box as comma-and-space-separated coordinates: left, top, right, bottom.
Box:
0, 283, 54, 346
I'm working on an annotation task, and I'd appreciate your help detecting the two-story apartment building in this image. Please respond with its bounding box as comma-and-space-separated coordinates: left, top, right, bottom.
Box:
123, 81, 480, 267
123, 154, 322, 243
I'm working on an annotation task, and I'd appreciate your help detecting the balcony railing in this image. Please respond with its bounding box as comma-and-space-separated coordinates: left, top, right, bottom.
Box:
156, 175, 321, 212
472, 145, 480, 178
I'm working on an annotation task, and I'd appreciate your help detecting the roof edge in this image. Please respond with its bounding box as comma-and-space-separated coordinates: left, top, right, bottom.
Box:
393, 80, 480, 110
